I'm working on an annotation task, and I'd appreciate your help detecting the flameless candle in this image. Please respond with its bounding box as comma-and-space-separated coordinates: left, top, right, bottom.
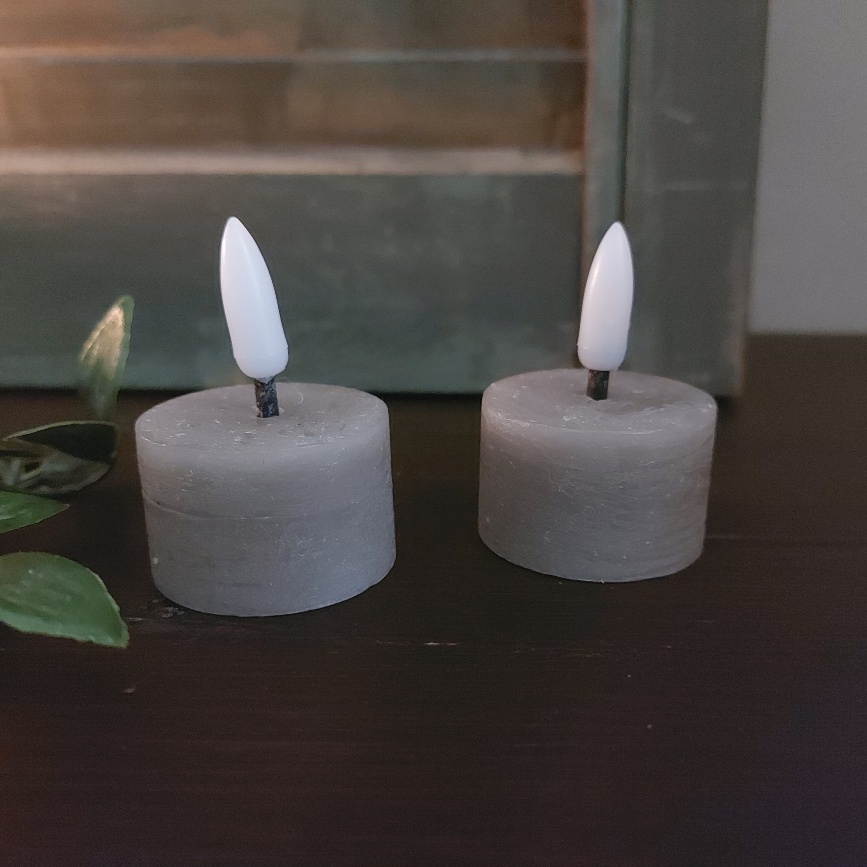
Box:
577, 222, 633, 400
136, 218, 395, 615
220, 216, 289, 417
478, 223, 716, 582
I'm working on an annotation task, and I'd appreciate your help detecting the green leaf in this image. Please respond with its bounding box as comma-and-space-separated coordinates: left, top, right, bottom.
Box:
0, 553, 128, 647
0, 422, 117, 496
79, 295, 134, 420
0, 491, 68, 534
0, 439, 54, 493
8, 420, 117, 463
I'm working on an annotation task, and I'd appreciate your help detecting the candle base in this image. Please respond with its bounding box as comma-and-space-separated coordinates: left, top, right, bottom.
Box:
478, 370, 717, 582
136, 384, 395, 615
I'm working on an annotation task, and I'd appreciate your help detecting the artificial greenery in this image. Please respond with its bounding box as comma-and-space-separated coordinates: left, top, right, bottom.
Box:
0, 553, 128, 647
79, 294, 134, 421
0, 490, 68, 534
0, 298, 134, 648
1, 421, 118, 496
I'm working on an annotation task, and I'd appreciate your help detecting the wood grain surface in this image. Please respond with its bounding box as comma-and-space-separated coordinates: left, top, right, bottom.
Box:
0, 335, 865, 866
0, 0, 586, 56
0, 58, 585, 149
0, 0, 585, 149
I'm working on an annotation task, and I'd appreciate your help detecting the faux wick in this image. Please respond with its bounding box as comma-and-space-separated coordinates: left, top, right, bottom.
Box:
255, 377, 279, 418
586, 369, 609, 401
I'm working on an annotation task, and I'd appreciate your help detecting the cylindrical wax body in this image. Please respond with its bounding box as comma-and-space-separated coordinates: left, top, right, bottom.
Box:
478, 370, 716, 582
136, 383, 395, 615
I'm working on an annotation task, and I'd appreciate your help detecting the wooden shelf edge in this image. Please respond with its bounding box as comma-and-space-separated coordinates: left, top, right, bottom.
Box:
0, 147, 584, 177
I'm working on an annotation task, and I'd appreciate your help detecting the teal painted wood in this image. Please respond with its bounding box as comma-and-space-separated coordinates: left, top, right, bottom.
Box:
623, 0, 768, 395
582, 0, 629, 283
0, 150, 581, 393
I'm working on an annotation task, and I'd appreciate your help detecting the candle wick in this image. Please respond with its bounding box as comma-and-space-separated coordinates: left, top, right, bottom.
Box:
587, 370, 609, 401
255, 378, 279, 418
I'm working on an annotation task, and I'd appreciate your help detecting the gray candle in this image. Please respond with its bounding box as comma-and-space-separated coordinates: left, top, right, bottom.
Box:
478, 369, 716, 582
134, 217, 395, 614
136, 383, 396, 615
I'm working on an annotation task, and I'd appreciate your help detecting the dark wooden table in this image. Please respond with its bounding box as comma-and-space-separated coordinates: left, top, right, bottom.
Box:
1, 336, 865, 867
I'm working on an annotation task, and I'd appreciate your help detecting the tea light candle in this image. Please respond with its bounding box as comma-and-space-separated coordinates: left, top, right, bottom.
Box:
136, 218, 395, 615
478, 224, 717, 582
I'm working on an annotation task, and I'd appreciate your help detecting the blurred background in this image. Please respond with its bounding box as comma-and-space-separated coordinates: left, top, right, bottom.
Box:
751, 0, 867, 335
0, 0, 859, 397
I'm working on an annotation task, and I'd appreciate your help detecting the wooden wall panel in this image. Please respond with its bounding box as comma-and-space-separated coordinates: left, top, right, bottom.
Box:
623, 0, 768, 394
0, 59, 585, 149
0, 0, 586, 57
0, 150, 581, 393
582, 0, 628, 283
0, 1, 593, 393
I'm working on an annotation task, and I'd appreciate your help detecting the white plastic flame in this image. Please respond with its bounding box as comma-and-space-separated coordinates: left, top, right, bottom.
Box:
219, 217, 289, 381
577, 222, 634, 372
